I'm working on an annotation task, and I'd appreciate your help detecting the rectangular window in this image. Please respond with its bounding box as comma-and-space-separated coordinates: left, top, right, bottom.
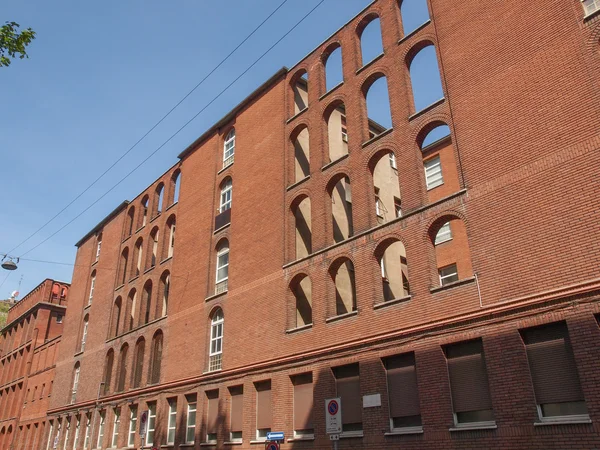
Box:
111, 408, 120, 448
255, 380, 272, 440
521, 322, 588, 422
72, 417, 80, 450
229, 386, 243, 442
62, 418, 70, 450
168, 224, 175, 258
127, 406, 137, 448
445, 340, 494, 426
83, 414, 91, 449
81, 321, 88, 352
46, 422, 54, 450
146, 403, 156, 446
292, 373, 314, 438
88, 277, 96, 304
582, 0, 600, 15
389, 153, 397, 169
167, 399, 177, 445
435, 222, 452, 245
216, 250, 229, 283
220, 183, 232, 212
97, 411, 106, 449
394, 197, 402, 218
333, 364, 362, 434
206, 390, 219, 443
186, 395, 197, 444
374, 188, 382, 218
424, 155, 443, 190
96, 240, 102, 260
383, 353, 422, 431
439, 264, 459, 286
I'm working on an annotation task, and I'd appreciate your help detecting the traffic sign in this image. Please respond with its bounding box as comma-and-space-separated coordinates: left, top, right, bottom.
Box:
266, 431, 284, 441
139, 410, 148, 436
265, 442, 280, 450
330, 434, 340, 441
325, 397, 342, 434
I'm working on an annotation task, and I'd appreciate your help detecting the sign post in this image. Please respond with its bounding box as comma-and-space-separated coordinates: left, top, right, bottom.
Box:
325, 398, 342, 450
139, 410, 148, 450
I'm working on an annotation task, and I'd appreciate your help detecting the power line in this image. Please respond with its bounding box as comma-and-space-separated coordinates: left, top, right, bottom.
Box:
17, 0, 326, 259
6, 0, 292, 256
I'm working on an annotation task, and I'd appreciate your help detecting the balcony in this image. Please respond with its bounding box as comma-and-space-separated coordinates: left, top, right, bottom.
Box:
215, 208, 231, 230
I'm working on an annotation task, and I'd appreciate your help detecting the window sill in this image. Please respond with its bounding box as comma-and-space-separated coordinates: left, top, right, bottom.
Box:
356, 53, 385, 75
218, 162, 234, 175
583, 8, 600, 21
408, 98, 445, 121
319, 81, 344, 101
340, 431, 363, 439
200, 443, 217, 447
214, 223, 231, 234
224, 442, 243, 446
84, 303, 92, 310
326, 310, 358, 323
374, 295, 412, 310
150, 212, 161, 223
286, 107, 308, 124
287, 435, 315, 442
321, 153, 349, 172
115, 284, 125, 292
144, 266, 155, 275
286, 323, 312, 334
135, 225, 145, 234
430, 276, 475, 293
166, 201, 178, 211
160, 256, 173, 265
398, 19, 431, 44
449, 422, 497, 432
534, 416, 592, 426
122, 235, 131, 244
91, 260, 99, 267
205, 290, 227, 303
160, 445, 175, 448
129, 275, 140, 283
178, 443, 195, 447
286, 176, 311, 192
249, 440, 268, 444
361, 127, 394, 149
385, 426, 423, 436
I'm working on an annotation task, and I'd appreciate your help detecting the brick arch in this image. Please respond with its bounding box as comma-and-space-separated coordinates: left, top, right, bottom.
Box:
288, 190, 311, 211
217, 173, 233, 189
321, 96, 348, 121
366, 147, 396, 173
373, 232, 410, 260
586, 21, 600, 52
360, 68, 393, 96
327, 254, 357, 275
325, 170, 351, 195
413, 118, 451, 147
355, 10, 382, 38
321, 41, 343, 64
403, 36, 438, 66
362, 139, 402, 170
289, 271, 311, 290
423, 209, 469, 241
289, 122, 310, 143
208, 304, 224, 320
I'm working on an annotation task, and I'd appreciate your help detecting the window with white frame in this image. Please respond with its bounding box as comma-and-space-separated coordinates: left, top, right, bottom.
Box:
111, 408, 120, 448
96, 235, 102, 261
223, 129, 236, 167
209, 310, 224, 372
186, 397, 197, 444
424, 155, 443, 190
394, 198, 402, 218
582, 0, 600, 15
435, 222, 452, 245
167, 399, 177, 445
72, 417, 80, 450
97, 410, 106, 449
439, 264, 459, 286
127, 406, 137, 448
374, 188, 382, 217
71, 364, 80, 404
219, 179, 232, 213
46, 422, 54, 450
146, 403, 156, 446
88, 275, 96, 305
216, 247, 229, 284
62, 418, 70, 450
389, 152, 397, 169
83, 413, 91, 449
81, 318, 88, 352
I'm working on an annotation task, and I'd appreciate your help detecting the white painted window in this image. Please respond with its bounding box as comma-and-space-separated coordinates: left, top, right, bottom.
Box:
97, 411, 105, 449
46, 422, 54, 450
209, 310, 224, 372
216, 248, 229, 283
186, 401, 197, 444
167, 400, 177, 445
435, 222, 453, 245
71, 417, 80, 450
111, 409, 120, 448
62, 419, 70, 450
389, 152, 397, 169
146, 403, 156, 445
81, 319, 88, 352
582, 0, 600, 15
88, 276, 96, 305
127, 406, 137, 448
439, 264, 459, 286
394, 198, 402, 218
71, 365, 80, 404
223, 129, 236, 166
424, 155, 443, 189
83, 414, 91, 449
220, 179, 232, 212
95, 238, 102, 261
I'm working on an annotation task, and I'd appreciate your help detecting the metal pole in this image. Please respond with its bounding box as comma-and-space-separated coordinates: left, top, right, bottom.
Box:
333, 439, 338, 450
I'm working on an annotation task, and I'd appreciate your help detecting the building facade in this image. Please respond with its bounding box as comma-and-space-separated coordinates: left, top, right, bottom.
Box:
0, 279, 69, 450
21, 0, 600, 449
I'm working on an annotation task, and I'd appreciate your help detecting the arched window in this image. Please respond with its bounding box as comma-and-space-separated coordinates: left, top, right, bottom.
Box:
330, 176, 353, 243
292, 70, 309, 115
103, 350, 114, 395
147, 227, 159, 269
119, 248, 129, 286
134, 238, 143, 277
400, 0, 430, 36
429, 217, 472, 286
208, 309, 224, 372
148, 331, 163, 385
419, 123, 457, 202
88, 271, 96, 305
223, 128, 235, 168
370, 150, 401, 224
112, 297, 122, 337
140, 281, 153, 326
140, 195, 149, 228
159, 271, 170, 318
292, 126, 310, 182
126, 207, 135, 238
132, 338, 145, 388
116, 344, 129, 392
71, 363, 80, 404
219, 178, 232, 213
126, 289, 137, 332
171, 170, 181, 205
215, 240, 229, 294
408, 44, 444, 112
364, 75, 392, 137
377, 240, 410, 302
95, 232, 102, 261
291, 275, 312, 328
358, 15, 384, 66
80, 315, 89, 352
292, 196, 312, 259
154, 184, 165, 217
166, 215, 176, 259
323, 44, 343, 91
331, 259, 357, 316
326, 102, 348, 162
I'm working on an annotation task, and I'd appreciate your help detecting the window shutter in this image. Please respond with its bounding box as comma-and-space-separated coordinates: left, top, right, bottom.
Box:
230, 388, 243, 433
334, 365, 361, 425
446, 340, 492, 413
207, 392, 219, 434
256, 381, 272, 430
293, 374, 313, 430
385, 354, 420, 418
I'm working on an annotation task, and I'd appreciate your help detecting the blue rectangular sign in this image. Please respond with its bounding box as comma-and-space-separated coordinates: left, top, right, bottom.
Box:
266, 431, 285, 441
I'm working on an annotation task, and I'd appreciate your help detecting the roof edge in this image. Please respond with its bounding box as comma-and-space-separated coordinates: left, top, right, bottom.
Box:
75, 201, 130, 247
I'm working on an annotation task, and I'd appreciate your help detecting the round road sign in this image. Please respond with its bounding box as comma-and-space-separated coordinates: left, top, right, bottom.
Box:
327, 399, 339, 415
265, 442, 279, 450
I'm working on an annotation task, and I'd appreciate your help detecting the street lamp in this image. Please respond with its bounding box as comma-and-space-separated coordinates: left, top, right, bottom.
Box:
1, 255, 18, 271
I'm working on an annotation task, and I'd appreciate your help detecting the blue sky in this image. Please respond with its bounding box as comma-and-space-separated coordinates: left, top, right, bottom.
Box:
0, 0, 439, 298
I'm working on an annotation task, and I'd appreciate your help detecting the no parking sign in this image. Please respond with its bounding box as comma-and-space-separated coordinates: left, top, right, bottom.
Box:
265, 442, 279, 450
325, 398, 342, 434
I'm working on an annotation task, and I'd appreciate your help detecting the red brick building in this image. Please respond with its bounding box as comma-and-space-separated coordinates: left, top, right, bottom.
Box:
28, 0, 600, 448
0, 279, 69, 450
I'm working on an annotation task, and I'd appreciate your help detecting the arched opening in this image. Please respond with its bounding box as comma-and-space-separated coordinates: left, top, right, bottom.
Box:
119, 248, 129, 286
95, 232, 102, 261
80, 314, 89, 352
170, 170, 181, 205
133, 238, 143, 278
131, 338, 145, 388
215, 240, 230, 294
329, 176, 353, 243
377, 240, 410, 302
370, 150, 401, 224
292, 126, 310, 182
88, 270, 96, 305
429, 216, 473, 286
71, 362, 80, 404
154, 184, 165, 217
358, 15, 384, 66
326, 102, 349, 162
148, 331, 163, 385
111, 297, 122, 337
364, 75, 392, 137
159, 271, 170, 318
400, 0, 430, 36
331, 258, 357, 316
149, 227, 160, 269
116, 344, 129, 393
208, 308, 224, 372
408, 44, 444, 113
126, 289, 137, 332
223, 128, 236, 168
291, 274, 312, 328
419, 123, 458, 202
125, 207, 135, 238
323, 44, 343, 91
292, 196, 312, 259
140, 280, 153, 326
140, 195, 149, 229
292, 70, 309, 114
103, 350, 114, 395
165, 215, 176, 259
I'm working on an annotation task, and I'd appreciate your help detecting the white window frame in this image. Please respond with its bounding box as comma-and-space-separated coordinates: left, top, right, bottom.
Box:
582, 0, 600, 16
210, 313, 224, 358
389, 152, 397, 169
394, 199, 402, 218
62, 418, 70, 450
216, 248, 229, 284
127, 407, 137, 448
185, 401, 197, 444
83, 414, 91, 449
81, 320, 88, 352
111, 409, 120, 448
219, 179, 232, 213
72, 417, 80, 450
71, 366, 80, 404
145, 403, 156, 445
46, 422, 54, 450
167, 400, 177, 445
223, 129, 236, 166
95, 239, 102, 261
439, 264, 459, 286
168, 223, 175, 258
97, 411, 106, 449
88, 276, 96, 305
435, 222, 453, 245
424, 155, 443, 190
